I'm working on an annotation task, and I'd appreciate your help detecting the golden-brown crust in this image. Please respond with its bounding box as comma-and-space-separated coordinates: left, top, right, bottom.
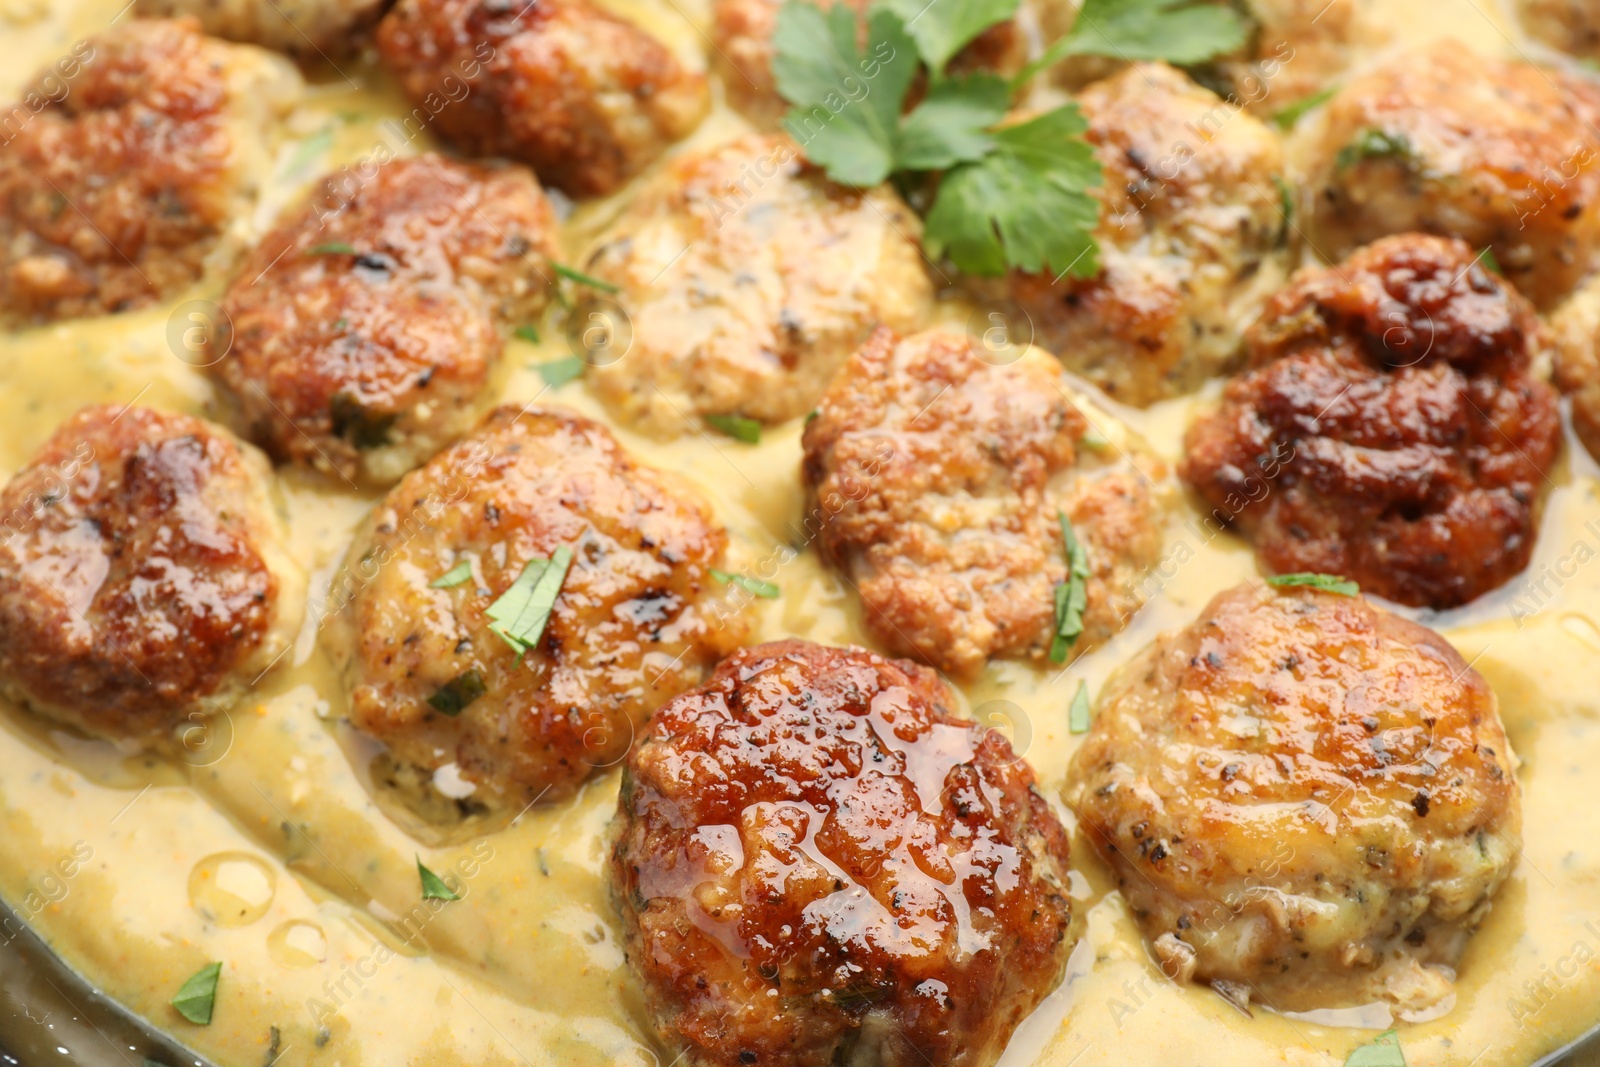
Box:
1304, 40, 1600, 309
0, 405, 300, 744
609, 639, 1073, 1067
1180, 233, 1561, 609
1003, 63, 1287, 406
133, 0, 390, 58
327, 405, 750, 809
0, 18, 300, 325
1550, 270, 1600, 464
582, 134, 935, 437
376, 0, 708, 198
212, 153, 560, 487
802, 327, 1163, 676
1066, 583, 1521, 1012
711, 0, 1023, 128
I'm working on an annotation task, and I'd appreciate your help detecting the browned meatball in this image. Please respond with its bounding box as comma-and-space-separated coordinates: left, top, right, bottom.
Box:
0, 19, 300, 325
1516, 0, 1600, 58
132, 0, 388, 58
802, 327, 1163, 676
1303, 41, 1600, 309
325, 405, 750, 809
1067, 583, 1522, 1014
376, 0, 708, 198
0, 405, 303, 746
1551, 271, 1600, 464
1003, 63, 1288, 406
581, 133, 934, 437
1180, 234, 1560, 609
609, 639, 1073, 1067
211, 153, 560, 487
712, 0, 1023, 128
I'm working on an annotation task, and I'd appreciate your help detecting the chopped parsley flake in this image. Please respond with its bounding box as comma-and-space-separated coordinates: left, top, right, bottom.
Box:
1068, 680, 1092, 733
538, 355, 586, 387
170, 962, 221, 1025
1267, 572, 1359, 597
711, 568, 781, 599
1336, 128, 1414, 171
515, 324, 541, 343
1478, 246, 1503, 276
427, 670, 486, 716
307, 242, 356, 256
1049, 511, 1090, 663
1344, 1030, 1405, 1067
430, 559, 474, 589
552, 262, 620, 293
1271, 85, 1338, 129
705, 413, 763, 443
417, 857, 460, 901
485, 546, 574, 658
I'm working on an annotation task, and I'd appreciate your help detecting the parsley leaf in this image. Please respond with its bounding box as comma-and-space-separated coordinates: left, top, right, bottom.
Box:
1336, 128, 1414, 170
925, 106, 1102, 278
1271, 85, 1338, 129
417, 857, 460, 901
1017, 0, 1248, 85
171, 962, 221, 1025
1049, 511, 1091, 662
430, 559, 474, 589
1068, 680, 1092, 733
538, 355, 586, 387
1345, 1030, 1405, 1067
486, 546, 574, 656
705, 413, 763, 443
775, 1, 918, 186
881, 0, 1018, 75
551, 263, 619, 293
1267, 572, 1359, 597
427, 670, 486, 716
896, 74, 1010, 170
710, 568, 781, 599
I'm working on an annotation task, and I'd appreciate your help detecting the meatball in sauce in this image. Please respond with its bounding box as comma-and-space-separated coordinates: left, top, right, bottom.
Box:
1067, 582, 1522, 1015
610, 639, 1074, 1067
1181, 233, 1560, 609
0, 405, 303, 746
132, 0, 388, 58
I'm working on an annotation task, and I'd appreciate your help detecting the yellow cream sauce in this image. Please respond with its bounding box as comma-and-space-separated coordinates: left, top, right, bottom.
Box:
3, 1, 1600, 1065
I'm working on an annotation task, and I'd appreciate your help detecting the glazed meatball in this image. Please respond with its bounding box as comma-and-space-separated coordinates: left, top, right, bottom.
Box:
1066, 583, 1522, 1014
326, 405, 750, 809
610, 639, 1073, 1067
802, 327, 1163, 676
0, 19, 300, 325
713, 0, 1023, 127
580, 133, 934, 437
376, 0, 708, 198
1003, 63, 1288, 406
1303, 41, 1600, 309
0, 405, 302, 745
1516, 0, 1600, 59
211, 153, 560, 487
1181, 234, 1560, 609
133, 0, 387, 58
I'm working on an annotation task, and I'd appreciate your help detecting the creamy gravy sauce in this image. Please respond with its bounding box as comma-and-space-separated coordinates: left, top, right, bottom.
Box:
4, 1, 1600, 1065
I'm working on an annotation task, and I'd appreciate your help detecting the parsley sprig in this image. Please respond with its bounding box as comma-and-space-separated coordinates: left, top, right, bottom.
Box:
772, 0, 1247, 275
1050, 511, 1090, 662
486, 546, 574, 659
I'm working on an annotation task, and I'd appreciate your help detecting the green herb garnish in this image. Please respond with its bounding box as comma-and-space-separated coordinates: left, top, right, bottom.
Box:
772, 0, 1244, 277
1271, 85, 1338, 129
538, 355, 586, 387
430, 559, 474, 589
1345, 1030, 1405, 1067
427, 669, 486, 716
329, 392, 396, 450
1049, 511, 1090, 663
1478, 246, 1503, 276
1336, 128, 1414, 171
307, 242, 356, 256
515, 324, 541, 343
170, 962, 221, 1025
417, 857, 460, 901
711, 568, 781, 599
705, 413, 763, 443
1267, 573, 1359, 596
485, 546, 574, 657
1068, 680, 1092, 733
552, 263, 620, 292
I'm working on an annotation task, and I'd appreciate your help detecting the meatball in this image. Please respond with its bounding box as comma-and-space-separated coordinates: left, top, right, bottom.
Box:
609, 639, 1073, 1067
0, 405, 302, 746
210, 153, 560, 487
1003, 63, 1288, 406
1181, 234, 1560, 609
1551, 272, 1600, 464
581, 133, 934, 438
1515, 0, 1600, 59
376, 0, 708, 198
712, 0, 1023, 127
0, 19, 301, 325
802, 327, 1164, 676
132, 0, 387, 58
1303, 41, 1600, 309
326, 405, 750, 809
1066, 583, 1522, 1014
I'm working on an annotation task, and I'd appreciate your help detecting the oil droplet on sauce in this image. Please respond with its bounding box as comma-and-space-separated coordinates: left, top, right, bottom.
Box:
267, 919, 328, 969
189, 852, 276, 927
